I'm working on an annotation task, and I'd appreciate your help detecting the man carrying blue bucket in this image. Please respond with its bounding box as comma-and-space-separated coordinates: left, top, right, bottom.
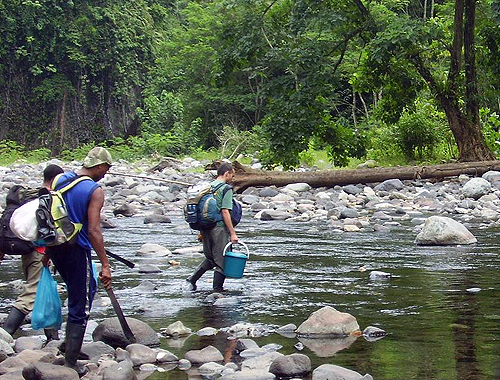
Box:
186, 163, 238, 292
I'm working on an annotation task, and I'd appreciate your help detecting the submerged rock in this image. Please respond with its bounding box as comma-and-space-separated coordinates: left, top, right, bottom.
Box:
92, 317, 159, 348
296, 306, 360, 337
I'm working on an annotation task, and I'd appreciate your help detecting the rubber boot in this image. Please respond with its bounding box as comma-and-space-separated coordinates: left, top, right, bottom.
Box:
213, 271, 226, 292
3, 307, 26, 336
186, 260, 213, 291
64, 322, 88, 377
44, 328, 59, 343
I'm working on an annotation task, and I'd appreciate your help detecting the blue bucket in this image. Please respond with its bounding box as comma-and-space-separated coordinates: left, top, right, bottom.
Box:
223, 242, 249, 278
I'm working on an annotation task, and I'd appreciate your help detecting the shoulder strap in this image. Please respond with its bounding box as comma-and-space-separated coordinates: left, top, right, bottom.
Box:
54, 174, 93, 194
222, 184, 233, 196
212, 182, 226, 194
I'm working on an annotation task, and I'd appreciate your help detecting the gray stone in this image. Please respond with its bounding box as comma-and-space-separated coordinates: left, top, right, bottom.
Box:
415, 216, 477, 245
259, 187, 279, 197
0, 357, 27, 375
143, 215, 171, 224
0, 370, 24, 380
197, 327, 217, 336
0, 329, 13, 344
298, 335, 358, 357
137, 264, 162, 273
101, 360, 137, 380
93, 317, 159, 348
342, 185, 362, 195
15, 349, 55, 364
22, 362, 79, 380
296, 306, 360, 337
220, 369, 276, 380
162, 321, 192, 337
236, 339, 260, 352
113, 203, 136, 217
259, 210, 291, 221
136, 243, 171, 257
14, 337, 42, 353
126, 343, 157, 366
81, 341, 115, 362
0, 339, 14, 355
241, 352, 283, 371
374, 179, 404, 192
269, 353, 311, 377
184, 345, 223, 364
462, 177, 491, 200
312, 364, 373, 380
155, 348, 178, 363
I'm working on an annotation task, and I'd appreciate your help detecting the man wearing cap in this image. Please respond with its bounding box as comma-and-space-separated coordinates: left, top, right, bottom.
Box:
46, 147, 112, 376
2, 164, 64, 342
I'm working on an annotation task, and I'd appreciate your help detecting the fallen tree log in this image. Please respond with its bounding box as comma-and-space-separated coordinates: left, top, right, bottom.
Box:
223, 160, 500, 193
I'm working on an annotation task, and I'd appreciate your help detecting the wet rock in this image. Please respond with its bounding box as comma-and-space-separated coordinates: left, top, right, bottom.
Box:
276, 324, 297, 338
113, 204, 136, 217
199, 362, 226, 377
197, 327, 217, 336
137, 264, 162, 273
22, 362, 79, 380
239, 348, 268, 358
172, 246, 203, 254
415, 216, 477, 245
258, 210, 291, 221
101, 217, 117, 229
0, 328, 13, 344
101, 360, 136, 380
462, 177, 491, 199
93, 317, 159, 348
155, 349, 178, 363
219, 369, 276, 380
184, 345, 223, 364
241, 351, 283, 371
130, 280, 158, 292
13, 337, 42, 353
143, 215, 171, 224
0, 337, 15, 356
126, 343, 157, 366
178, 359, 191, 370
162, 321, 192, 337
296, 306, 360, 337
81, 341, 115, 362
362, 326, 387, 342
269, 353, 311, 378
115, 348, 131, 362
312, 364, 373, 380
136, 243, 172, 257
236, 339, 260, 352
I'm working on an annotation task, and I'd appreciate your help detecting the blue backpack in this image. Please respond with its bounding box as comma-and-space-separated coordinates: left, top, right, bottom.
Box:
184, 183, 242, 231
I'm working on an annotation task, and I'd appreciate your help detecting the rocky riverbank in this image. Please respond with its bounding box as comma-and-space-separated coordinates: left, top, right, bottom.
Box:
1, 157, 500, 379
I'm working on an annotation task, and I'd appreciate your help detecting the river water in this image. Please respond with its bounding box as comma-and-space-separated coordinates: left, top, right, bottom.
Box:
2, 212, 500, 380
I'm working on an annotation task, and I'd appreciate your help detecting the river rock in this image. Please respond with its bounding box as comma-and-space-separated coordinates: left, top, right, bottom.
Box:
0, 357, 27, 374
285, 183, 311, 192
197, 327, 217, 336
137, 264, 162, 273
15, 349, 55, 364
482, 170, 500, 183
92, 317, 159, 348
184, 345, 223, 364
219, 369, 276, 380
136, 243, 171, 257
172, 245, 203, 254
162, 321, 192, 337
22, 362, 79, 380
259, 187, 279, 197
374, 179, 404, 192
113, 203, 136, 217
269, 353, 311, 377
198, 362, 226, 377
13, 337, 42, 353
101, 360, 136, 380
0, 338, 14, 356
415, 216, 477, 245
241, 351, 283, 371
236, 339, 260, 352
81, 341, 115, 362
155, 349, 178, 363
0, 328, 13, 344
462, 177, 491, 199
257, 210, 291, 221
143, 214, 171, 224
126, 343, 157, 366
312, 364, 373, 380
296, 306, 360, 337
362, 326, 387, 342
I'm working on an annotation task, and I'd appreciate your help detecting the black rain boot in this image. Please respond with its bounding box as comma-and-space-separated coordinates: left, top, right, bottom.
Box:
213, 271, 226, 292
186, 260, 213, 291
43, 328, 59, 345
3, 307, 26, 336
64, 322, 88, 377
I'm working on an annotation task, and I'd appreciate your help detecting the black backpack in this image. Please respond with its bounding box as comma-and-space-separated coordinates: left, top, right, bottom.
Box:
0, 185, 39, 255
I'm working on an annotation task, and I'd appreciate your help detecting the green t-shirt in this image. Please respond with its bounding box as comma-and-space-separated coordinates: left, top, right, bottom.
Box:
211, 180, 233, 211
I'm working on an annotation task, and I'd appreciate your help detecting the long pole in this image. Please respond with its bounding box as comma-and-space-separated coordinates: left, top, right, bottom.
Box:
108, 171, 191, 186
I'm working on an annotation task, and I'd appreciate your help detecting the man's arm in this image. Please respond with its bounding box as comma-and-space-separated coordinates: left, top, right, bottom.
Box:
221, 209, 238, 244
87, 187, 111, 288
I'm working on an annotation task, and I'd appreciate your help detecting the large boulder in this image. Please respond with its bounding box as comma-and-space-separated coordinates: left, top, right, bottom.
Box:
415, 216, 477, 245
312, 364, 373, 380
296, 306, 360, 337
92, 317, 159, 348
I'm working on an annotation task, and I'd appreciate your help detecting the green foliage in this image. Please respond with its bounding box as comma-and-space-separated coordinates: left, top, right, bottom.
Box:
137, 91, 184, 134
0, 140, 50, 165
481, 108, 500, 157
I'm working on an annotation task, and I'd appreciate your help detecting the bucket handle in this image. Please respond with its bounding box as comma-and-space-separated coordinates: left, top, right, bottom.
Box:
223, 241, 249, 259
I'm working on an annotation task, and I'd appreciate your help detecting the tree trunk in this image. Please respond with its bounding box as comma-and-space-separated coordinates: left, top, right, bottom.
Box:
225, 160, 500, 192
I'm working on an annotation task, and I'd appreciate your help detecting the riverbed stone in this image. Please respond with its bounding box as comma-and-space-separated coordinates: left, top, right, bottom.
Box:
136, 243, 171, 257
113, 203, 136, 217
81, 341, 115, 362
13, 337, 42, 353
126, 343, 157, 366
143, 214, 171, 224
313, 364, 373, 380
93, 317, 159, 348
0, 357, 27, 374
162, 321, 192, 337
22, 362, 79, 380
462, 177, 491, 199
296, 306, 360, 337
259, 187, 279, 197
184, 345, 223, 364
101, 360, 136, 380
374, 179, 404, 192
269, 353, 311, 377
219, 369, 276, 380
15, 349, 55, 364
137, 264, 162, 273
241, 351, 283, 371
415, 216, 477, 245
0, 339, 14, 356
0, 328, 13, 344
285, 183, 311, 192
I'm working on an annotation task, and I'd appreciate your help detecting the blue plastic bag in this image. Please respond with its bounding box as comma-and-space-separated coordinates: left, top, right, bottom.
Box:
31, 267, 62, 330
